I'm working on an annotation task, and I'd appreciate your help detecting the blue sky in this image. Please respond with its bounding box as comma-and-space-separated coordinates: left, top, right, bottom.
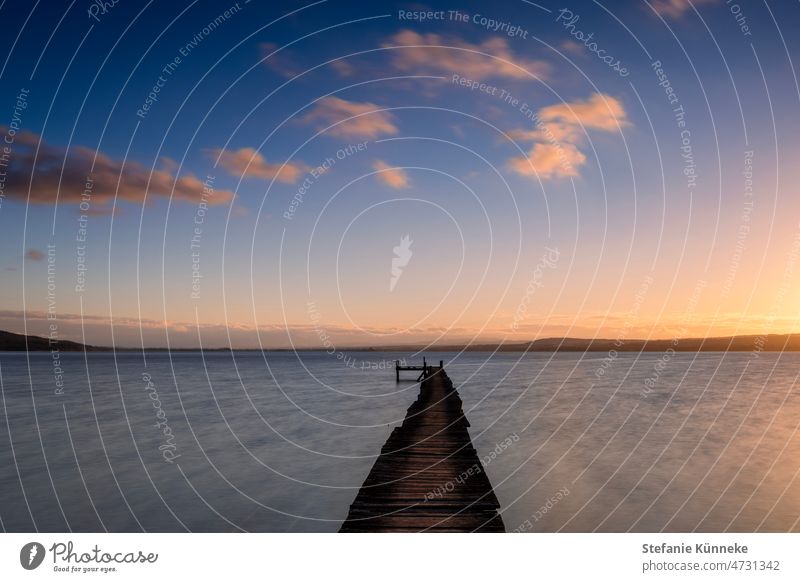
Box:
1, 0, 799, 347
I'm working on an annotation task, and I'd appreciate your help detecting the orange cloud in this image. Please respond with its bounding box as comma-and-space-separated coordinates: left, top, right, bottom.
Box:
508, 142, 586, 180
538, 93, 629, 132
560, 40, 585, 57
210, 147, 305, 183
25, 249, 45, 261
508, 93, 628, 180
302, 96, 399, 139
384, 30, 550, 80
372, 160, 410, 189
650, 0, 718, 18
0, 127, 234, 206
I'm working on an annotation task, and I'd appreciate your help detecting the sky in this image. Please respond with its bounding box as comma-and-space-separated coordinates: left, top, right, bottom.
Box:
1, 0, 799, 348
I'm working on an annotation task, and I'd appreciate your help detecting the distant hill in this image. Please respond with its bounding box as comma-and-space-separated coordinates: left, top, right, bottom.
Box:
2, 329, 800, 353
0, 330, 104, 352
367, 334, 800, 353
501, 334, 800, 352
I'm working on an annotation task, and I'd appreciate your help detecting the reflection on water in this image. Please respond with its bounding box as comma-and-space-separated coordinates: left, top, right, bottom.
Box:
1, 350, 799, 531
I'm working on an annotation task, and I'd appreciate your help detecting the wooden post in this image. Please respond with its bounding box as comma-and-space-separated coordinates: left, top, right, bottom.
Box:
395, 360, 400, 382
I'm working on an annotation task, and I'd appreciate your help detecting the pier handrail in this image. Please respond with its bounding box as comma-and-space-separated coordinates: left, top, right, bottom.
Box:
395, 358, 445, 381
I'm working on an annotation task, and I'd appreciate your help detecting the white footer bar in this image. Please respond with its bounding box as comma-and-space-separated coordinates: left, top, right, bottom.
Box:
1, 533, 797, 581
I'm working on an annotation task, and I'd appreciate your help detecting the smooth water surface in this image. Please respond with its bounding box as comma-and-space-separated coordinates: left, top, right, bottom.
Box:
2, 350, 799, 532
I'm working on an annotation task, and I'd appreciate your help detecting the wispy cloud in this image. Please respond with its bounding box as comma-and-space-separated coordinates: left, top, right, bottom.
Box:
25, 249, 45, 261
329, 59, 356, 77
508, 142, 586, 179
3, 308, 794, 350
373, 160, 410, 189
383, 30, 550, 81
81, 205, 121, 217
302, 96, 399, 139
209, 147, 306, 183
0, 309, 442, 349
508, 93, 628, 180
649, 0, 718, 19
260, 42, 303, 78
560, 40, 585, 57
538, 93, 629, 132
0, 127, 235, 207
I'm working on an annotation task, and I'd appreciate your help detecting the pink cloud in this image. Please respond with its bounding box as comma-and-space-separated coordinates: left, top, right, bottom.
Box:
560, 40, 585, 57
508, 93, 628, 180
508, 142, 586, 180
302, 96, 399, 139
538, 93, 629, 133
649, 0, 718, 19
372, 160, 410, 189
209, 147, 306, 183
329, 60, 356, 77
25, 248, 45, 261
384, 30, 550, 81
0, 127, 234, 206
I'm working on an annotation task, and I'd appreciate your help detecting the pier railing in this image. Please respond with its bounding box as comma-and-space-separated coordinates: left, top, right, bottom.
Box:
395, 357, 444, 381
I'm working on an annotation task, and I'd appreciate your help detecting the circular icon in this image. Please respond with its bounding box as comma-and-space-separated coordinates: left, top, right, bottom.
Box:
19, 542, 45, 570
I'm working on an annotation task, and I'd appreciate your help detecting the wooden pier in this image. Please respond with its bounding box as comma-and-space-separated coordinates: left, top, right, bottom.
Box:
340, 361, 505, 532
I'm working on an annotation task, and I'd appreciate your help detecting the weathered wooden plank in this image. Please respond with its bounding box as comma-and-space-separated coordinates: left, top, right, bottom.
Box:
340, 367, 505, 532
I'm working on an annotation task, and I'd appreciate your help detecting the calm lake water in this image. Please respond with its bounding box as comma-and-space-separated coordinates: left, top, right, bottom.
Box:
1, 350, 799, 532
